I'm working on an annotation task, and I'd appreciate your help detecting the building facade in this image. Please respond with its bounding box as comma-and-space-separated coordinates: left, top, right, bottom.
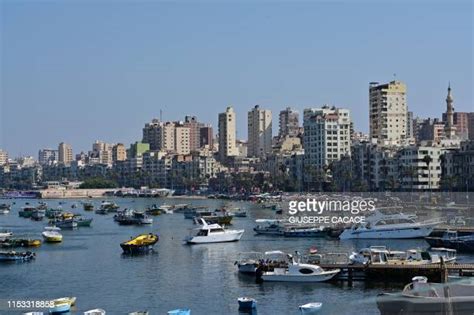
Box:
218, 106, 238, 161
247, 105, 272, 158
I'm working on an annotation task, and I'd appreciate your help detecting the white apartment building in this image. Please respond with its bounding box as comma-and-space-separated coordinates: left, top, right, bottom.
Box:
247, 105, 272, 158
218, 106, 238, 160
38, 149, 58, 165
303, 105, 351, 168
369, 81, 408, 146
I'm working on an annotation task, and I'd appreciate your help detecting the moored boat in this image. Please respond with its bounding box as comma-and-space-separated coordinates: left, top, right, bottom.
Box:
425, 230, 474, 253
339, 211, 440, 239
49, 302, 70, 314
253, 219, 285, 235
0, 231, 13, 241
100, 201, 120, 212
260, 254, 340, 282
0, 238, 41, 248
73, 215, 93, 227
51, 218, 77, 229
0, 250, 35, 262
120, 233, 159, 254
31, 209, 46, 221
19, 206, 36, 218
145, 204, 162, 216
167, 309, 190, 315
83, 202, 94, 211
0, 203, 10, 214
85, 309, 106, 315
283, 226, 326, 237
299, 302, 322, 314
42, 227, 63, 243
115, 210, 153, 225
238, 297, 257, 310
377, 276, 474, 315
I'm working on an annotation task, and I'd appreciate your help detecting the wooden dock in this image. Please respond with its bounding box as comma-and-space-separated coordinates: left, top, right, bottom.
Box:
318, 262, 474, 285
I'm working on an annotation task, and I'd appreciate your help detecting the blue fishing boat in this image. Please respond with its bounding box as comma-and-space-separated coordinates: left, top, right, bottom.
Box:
238, 297, 257, 310
49, 302, 71, 314
0, 251, 35, 262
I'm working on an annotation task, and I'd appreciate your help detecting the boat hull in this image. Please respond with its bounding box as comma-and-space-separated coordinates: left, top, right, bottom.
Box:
262, 270, 339, 282
185, 230, 244, 244
339, 225, 435, 239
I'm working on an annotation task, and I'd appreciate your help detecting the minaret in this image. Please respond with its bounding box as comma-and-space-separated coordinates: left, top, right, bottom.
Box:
444, 83, 456, 139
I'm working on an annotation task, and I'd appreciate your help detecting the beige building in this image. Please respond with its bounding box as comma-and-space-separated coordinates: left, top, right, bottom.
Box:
142, 119, 191, 154
175, 125, 191, 155
112, 143, 127, 163
369, 81, 408, 146
58, 142, 73, 165
218, 106, 238, 161
247, 105, 272, 158
0, 150, 8, 166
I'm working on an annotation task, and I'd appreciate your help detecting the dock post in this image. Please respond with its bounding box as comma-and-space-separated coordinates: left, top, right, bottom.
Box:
440, 257, 448, 283
348, 267, 353, 287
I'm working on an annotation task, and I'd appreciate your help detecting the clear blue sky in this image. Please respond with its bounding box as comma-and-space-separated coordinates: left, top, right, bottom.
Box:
1, 0, 472, 157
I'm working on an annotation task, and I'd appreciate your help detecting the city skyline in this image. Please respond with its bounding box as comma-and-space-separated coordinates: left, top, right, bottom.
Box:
2, 0, 473, 156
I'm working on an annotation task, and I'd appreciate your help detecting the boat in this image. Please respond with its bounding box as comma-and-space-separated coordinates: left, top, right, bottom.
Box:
0, 203, 10, 214
158, 204, 174, 214
196, 214, 233, 225
299, 302, 322, 314
114, 210, 153, 225
339, 211, 440, 239
53, 297, 76, 307
425, 230, 474, 253
167, 310, 190, 315
51, 218, 77, 229
0, 238, 41, 248
0, 231, 13, 241
283, 226, 326, 237
0, 251, 35, 262
73, 214, 93, 227
42, 227, 63, 243
377, 276, 474, 315
233, 210, 247, 217
31, 209, 46, 221
83, 202, 94, 211
183, 207, 209, 219
171, 204, 189, 212
84, 309, 106, 315
349, 246, 457, 265
120, 233, 159, 254
261, 254, 340, 282
253, 219, 285, 235
100, 201, 120, 212
128, 312, 149, 315
37, 202, 48, 210
49, 302, 70, 314
95, 208, 109, 215
236, 250, 288, 274
45, 208, 63, 219
184, 219, 244, 244
19, 206, 36, 218
238, 297, 257, 310
145, 204, 162, 216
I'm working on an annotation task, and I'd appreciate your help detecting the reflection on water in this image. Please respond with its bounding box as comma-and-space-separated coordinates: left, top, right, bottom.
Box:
0, 198, 472, 315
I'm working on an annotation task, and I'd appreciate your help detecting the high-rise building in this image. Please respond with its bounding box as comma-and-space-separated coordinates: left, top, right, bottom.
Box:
218, 106, 238, 161
0, 150, 8, 166
58, 142, 73, 165
142, 119, 164, 151
38, 149, 58, 165
200, 126, 213, 148
369, 81, 408, 146
247, 105, 272, 158
112, 143, 127, 163
279, 107, 300, 138
303, 105, 351, 169
91, 140, 113, 165
418, 118, 445, 142
175, 125, 191, 155
468, 113, 474, 140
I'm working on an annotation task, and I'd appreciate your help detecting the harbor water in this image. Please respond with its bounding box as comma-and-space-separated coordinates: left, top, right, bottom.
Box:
1, 198, 473, 315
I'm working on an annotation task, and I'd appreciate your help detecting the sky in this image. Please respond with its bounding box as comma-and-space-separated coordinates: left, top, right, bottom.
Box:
1, 0, 473, 157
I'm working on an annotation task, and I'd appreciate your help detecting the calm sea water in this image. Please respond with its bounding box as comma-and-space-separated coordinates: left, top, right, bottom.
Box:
0, 198, 472, 315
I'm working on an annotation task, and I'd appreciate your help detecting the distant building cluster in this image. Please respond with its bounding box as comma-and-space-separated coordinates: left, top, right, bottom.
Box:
1, 81, 473, 192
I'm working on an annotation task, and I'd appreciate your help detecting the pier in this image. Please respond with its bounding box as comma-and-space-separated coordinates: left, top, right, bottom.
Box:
318, 262, 474, 285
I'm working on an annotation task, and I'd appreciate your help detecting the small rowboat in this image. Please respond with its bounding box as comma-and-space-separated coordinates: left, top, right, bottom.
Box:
299, 302, 322, 314
85, 309, 106, 315
167, 309, 190, 315
120, 233, 159, 254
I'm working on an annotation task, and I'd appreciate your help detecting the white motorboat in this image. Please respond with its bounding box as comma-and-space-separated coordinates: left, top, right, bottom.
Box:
261, 255, 339, 282
299, 302, 323, 314
184, 219, 244, 244
0, 231, 13, 241
85, 309, 106, 315
253, 219, 285, 235
159, 204, 174, 214
42, 226, 63, 243
349, 246, 457, 265
339, 211, 440, 239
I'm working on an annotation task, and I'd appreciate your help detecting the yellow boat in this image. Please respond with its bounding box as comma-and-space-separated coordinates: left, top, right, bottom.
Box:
42, 227, 63, 243
120, 233, 159, 254
27, 239, 42, 247
53, 296, 76, 307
